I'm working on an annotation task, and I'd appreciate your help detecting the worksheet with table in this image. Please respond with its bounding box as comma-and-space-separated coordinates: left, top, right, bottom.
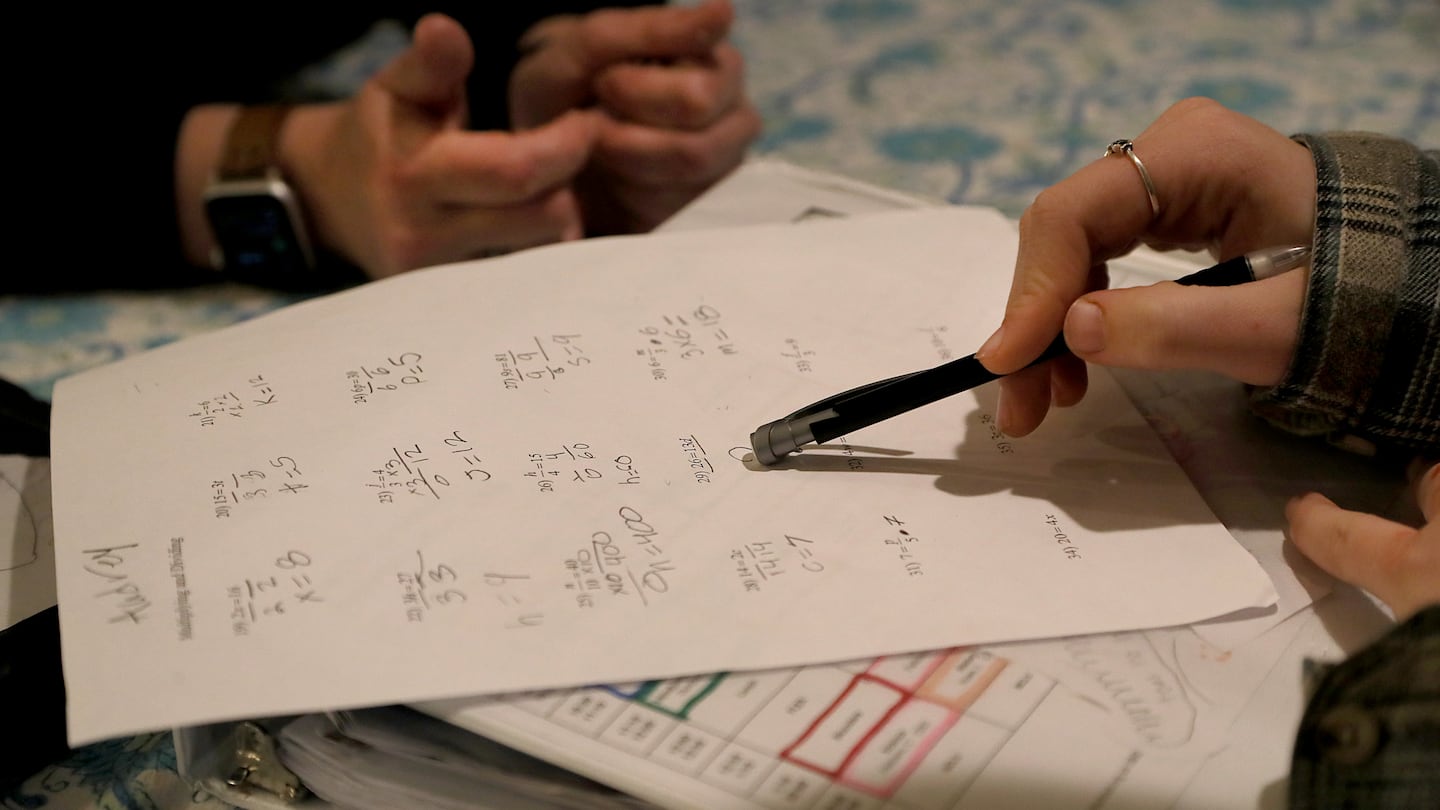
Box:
415, 607, 1318, 810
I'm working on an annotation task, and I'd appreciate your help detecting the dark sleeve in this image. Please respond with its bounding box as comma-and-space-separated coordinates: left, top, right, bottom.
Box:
1287, 605, 1440, 809
12, 4, 657, 295
14, 9, 377, 294
14, 41, 196, 293
1248, 133, 1440, 456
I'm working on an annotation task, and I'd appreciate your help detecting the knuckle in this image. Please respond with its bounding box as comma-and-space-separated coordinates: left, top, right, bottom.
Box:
1164, 96, 1224, 123
386, 161, 426, 200
492, 156, 545, 197
670, 77, 718, 128
1019, 188, 1070, 233
578, 10, 628, 55
681, 137, 726, 177
1378, 525, 1424, 574
649, 137, 716, 181
381, 226, 428, 274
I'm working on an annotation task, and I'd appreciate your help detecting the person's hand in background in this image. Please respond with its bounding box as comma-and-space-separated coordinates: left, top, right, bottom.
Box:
509, 0, 761, 235
1288, 460, 1440, 621
976, 97, 1317, 437
270, 14, 603, 278
180, 11, 607, 276
977, 96, 1440, 624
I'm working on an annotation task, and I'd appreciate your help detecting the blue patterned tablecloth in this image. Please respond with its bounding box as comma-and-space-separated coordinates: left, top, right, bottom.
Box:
740, 0, 1438, 215
4, 0, 1436, 407
5, 1, 1437, 808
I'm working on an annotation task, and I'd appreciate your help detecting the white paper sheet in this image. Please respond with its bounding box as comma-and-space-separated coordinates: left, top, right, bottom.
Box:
51, 207, 1275, 745
1172, 585, 1395, 810
2, 455, 55, 631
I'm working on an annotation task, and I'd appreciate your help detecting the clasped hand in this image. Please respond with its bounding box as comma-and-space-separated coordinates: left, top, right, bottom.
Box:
284, 0, 758, 278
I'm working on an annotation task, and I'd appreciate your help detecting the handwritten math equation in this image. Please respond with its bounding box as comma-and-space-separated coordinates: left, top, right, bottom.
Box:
1044, 514, 1083, 560
526, 442, 603, 493
677, 435, 714, 484
562, 506, 676, 610
367, 430, 491, 504
362, 438, 679, 500
780, 337, 815, 372
731, 532, 830, 594
635, 305, 736, 381
346, 352, 426, 404
209, 456, 307, 519
881, 514, 925, 577
394, 551, 543, 629
227, 550, 323, 636
977, 413, 1015, 455
495, 335, 590, 389
188, 374, 278, 427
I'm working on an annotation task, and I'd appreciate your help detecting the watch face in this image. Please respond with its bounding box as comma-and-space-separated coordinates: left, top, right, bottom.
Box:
206, 193, 312, 276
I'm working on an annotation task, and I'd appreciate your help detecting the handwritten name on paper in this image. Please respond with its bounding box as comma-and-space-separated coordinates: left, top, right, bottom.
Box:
80, 543, 151, 625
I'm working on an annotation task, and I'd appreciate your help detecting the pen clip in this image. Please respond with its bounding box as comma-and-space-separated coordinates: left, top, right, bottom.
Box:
782, 369, 929, 422
751, 368, 936, 464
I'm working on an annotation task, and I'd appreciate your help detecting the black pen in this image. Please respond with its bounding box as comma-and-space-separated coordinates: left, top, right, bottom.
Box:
749, 245, 1310, 466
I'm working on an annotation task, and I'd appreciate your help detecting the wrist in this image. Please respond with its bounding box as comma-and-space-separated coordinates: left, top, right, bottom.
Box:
175, 104, 241, 269
276, 102, 346, 265
179, 102, 360, 287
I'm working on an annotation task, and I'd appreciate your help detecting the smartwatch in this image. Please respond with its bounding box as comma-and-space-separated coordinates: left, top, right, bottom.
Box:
204, 104, 317, 281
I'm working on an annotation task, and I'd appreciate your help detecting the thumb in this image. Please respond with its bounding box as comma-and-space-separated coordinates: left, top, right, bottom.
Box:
377, 14, 474, 110
1061, 267, 1305, 385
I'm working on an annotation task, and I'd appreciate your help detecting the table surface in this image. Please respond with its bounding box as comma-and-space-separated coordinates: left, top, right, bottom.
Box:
4, 1, 1437, 808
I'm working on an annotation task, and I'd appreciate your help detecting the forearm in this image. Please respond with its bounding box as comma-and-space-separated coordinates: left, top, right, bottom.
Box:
175, 102, 346, 275
1250, 133, 1440, 455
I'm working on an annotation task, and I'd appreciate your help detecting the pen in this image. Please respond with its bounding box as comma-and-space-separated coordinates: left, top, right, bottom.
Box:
749, 245, 1310, 466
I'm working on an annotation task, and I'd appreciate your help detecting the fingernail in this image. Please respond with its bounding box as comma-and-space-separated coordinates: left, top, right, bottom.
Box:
976, 325, 1004, 361
1065, 301, 1105, 355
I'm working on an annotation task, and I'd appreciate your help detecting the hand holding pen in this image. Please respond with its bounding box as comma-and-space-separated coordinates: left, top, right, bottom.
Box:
754, 102, 1323, 464
755, 97, 1440, 708
978, 99, 1319, 438
750, 244, 1309, 465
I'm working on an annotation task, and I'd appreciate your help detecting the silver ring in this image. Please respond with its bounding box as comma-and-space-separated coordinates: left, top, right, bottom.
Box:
1105, 138, 1161, 219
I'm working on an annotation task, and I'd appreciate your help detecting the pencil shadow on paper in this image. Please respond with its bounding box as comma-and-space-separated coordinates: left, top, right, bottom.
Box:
772, 451, 1213, 532
754, 403, 1218, 533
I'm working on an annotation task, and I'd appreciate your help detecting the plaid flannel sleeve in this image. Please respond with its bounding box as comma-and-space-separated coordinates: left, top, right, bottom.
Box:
1248, 132, 1439, 456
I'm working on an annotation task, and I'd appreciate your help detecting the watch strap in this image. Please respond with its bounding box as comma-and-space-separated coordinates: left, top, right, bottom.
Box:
217, 104, 292, 180
207, 104, 360, 287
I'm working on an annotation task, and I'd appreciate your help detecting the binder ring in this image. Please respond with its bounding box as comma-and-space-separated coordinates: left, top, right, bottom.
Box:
1104, 138, 1161, 219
